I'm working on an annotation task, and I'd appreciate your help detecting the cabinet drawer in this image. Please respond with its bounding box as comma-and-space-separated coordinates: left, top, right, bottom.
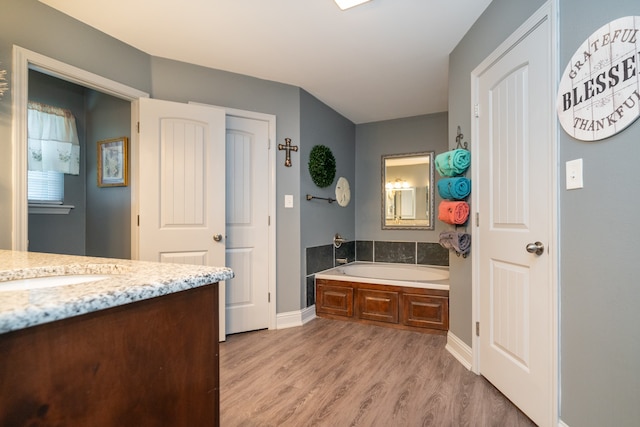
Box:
402, 294, 449, 330
317, 283, 354, 317
357, 288, 399, 324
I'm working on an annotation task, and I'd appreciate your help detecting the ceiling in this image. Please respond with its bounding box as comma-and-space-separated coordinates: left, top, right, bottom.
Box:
40, 0, 492, 124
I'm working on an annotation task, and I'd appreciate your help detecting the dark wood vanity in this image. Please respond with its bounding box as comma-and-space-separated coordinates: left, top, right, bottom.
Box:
316, 278, 449, 334
0, 284, 220, 427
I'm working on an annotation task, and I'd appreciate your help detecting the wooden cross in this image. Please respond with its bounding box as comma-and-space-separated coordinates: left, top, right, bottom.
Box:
278, 138, 298, 167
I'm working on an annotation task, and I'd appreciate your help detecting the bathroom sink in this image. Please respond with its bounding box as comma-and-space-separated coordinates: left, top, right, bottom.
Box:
0, 275, 111, 292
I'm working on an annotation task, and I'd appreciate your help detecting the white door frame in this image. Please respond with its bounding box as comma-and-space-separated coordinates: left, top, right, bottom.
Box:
470, 0, 558, 424
10, 45, 148, 252
224, 107, 278, 332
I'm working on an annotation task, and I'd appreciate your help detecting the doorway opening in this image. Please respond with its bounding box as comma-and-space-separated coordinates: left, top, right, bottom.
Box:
27, 69, 132, 258
11, 45, 148, 253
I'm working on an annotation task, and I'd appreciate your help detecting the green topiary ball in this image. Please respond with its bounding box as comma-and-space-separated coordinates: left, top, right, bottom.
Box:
308, 145, 336, 188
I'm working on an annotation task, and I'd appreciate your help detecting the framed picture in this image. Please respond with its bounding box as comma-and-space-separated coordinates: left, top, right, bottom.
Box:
97, 137, 128, 187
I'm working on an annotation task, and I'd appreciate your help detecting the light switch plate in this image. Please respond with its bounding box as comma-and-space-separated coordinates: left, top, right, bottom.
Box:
284, 194, 294, 208
566, 158, 583, 190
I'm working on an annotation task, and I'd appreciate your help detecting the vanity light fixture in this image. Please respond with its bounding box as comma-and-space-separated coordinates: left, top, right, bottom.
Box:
0, 64, 8, 99
386, 178, 409, 189
334, 0, 371, 10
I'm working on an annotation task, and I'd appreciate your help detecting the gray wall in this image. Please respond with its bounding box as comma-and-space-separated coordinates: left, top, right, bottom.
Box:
85, 90, 132, 259
27, 71, 87, 255
448, 0, 545, 346
355, 113, 448, 241
300, 89, 356, 306
558, 1, 640, 426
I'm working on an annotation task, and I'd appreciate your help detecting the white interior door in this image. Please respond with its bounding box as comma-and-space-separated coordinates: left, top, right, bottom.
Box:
137, 97, 226, 335
474, 9, 554, 427
224, 116, 270, 334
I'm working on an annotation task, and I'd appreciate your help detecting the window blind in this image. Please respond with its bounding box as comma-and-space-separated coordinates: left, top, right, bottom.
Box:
27, 170, 64, 203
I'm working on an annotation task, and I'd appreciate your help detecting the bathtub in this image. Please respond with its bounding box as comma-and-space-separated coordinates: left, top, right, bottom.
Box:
315, 262, 449, 290
315, 262, 449, 333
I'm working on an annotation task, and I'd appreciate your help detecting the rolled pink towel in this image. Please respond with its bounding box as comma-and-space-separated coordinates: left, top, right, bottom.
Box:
438, 201, 470, 225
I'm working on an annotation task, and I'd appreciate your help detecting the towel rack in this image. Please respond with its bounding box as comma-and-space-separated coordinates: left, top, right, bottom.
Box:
306, 194, 336, 203
456, 126, 469, 150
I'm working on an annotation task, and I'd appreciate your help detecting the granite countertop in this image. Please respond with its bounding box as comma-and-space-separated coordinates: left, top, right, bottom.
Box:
0, 250, 234, 335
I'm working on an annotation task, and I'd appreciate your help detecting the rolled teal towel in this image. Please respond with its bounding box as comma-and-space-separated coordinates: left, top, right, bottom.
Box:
437, 177, 471, 200
435, 149, 471, 177
451, 149, 471, 174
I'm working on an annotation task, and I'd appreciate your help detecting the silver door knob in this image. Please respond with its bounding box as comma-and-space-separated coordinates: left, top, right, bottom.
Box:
525, 241, 544, 255
213, 234, 223, 242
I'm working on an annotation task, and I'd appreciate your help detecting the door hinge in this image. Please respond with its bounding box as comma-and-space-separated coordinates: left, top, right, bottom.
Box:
137, 122, 140, 133
268, 292, 271, 303
137, 215, 140, 226
476, 321, 480, 336
475, 212, 479, 227
474, 104, 480, 118
268, 215, 271, 226
268, 139, 271, 149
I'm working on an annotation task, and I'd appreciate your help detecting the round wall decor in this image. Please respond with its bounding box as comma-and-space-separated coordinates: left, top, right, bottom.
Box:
335, 177, 351, 207
308, 145, 336, 188
557, 16, 640, 141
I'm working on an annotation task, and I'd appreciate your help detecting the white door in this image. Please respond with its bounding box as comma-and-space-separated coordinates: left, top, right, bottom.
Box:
224, 116, 270, 334
137, 97, 227, 332
474, 10, 554, 427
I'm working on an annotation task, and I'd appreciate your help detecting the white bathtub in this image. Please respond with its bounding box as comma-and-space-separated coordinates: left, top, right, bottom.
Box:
315, 262, 449, 290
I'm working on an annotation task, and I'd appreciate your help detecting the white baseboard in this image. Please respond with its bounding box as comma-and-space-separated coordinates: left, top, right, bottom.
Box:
445, 331, 473, 370
301, 304, 316, 324
558, 420, 569, 427
276, 305, 316, 329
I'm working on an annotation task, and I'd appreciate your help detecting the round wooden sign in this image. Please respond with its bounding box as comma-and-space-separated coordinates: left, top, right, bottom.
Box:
557, 16, 640, 141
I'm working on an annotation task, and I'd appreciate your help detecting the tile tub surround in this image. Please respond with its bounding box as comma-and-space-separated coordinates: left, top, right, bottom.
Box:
417, 242, 449, 266
306, 240, 448, 277
335, 240, 356, 265
0, 250, 234, 334
374, 241, 417, 264
356, 240, 374, 262
306, 276, 315, 307
306, 244, 334, 275
365, 241, 449, 266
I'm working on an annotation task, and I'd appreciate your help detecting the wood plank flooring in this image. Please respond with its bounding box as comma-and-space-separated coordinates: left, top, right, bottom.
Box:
220, 317, 536, 426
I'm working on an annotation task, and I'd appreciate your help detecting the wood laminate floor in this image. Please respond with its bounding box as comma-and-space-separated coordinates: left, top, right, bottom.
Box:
220, 317, 537, 427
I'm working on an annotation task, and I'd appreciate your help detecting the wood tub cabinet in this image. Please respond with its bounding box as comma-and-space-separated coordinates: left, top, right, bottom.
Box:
316, 278, 448, 334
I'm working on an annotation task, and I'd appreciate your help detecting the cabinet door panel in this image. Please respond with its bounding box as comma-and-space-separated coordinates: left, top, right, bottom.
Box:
317, 283, 354, 317
402, 294, 449, 330
357, 289, 399, 324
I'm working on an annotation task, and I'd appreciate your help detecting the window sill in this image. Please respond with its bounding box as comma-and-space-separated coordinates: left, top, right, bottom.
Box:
28, 204, 75, 215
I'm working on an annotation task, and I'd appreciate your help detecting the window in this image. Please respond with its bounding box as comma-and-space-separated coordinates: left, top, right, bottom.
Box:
28, 170, 64, 203
27, 101, 79, 214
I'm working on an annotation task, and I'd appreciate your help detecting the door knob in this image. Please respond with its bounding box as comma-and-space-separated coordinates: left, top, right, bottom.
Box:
213, 234, 223, 242
525, 241, 544, 255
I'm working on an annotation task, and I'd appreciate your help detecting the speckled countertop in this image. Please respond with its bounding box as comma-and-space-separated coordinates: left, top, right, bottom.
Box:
0, 250, 234, 335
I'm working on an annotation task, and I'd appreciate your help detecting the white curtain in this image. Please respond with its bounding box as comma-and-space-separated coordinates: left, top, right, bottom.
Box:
27, 102, 80, 175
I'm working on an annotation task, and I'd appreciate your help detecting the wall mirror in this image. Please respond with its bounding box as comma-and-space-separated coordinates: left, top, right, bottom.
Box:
382, 151, 434, 230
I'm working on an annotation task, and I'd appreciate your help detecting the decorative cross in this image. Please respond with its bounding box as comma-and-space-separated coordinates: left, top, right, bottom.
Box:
278, 138, 298, 167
